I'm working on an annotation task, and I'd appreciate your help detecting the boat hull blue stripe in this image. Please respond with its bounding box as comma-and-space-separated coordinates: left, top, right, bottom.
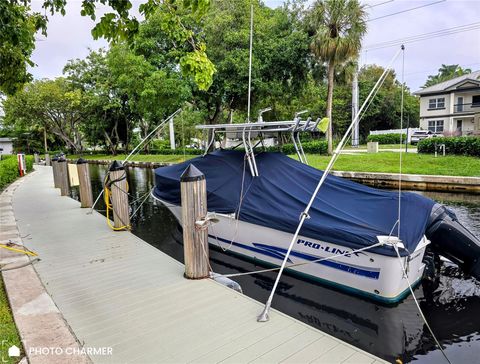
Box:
208, 235, 380, 280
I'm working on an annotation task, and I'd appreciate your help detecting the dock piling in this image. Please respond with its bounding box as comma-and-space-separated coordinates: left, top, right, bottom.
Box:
180, 164, 210, 279
76, 158, 93, 208
34, 153, 40, 164
51, 157, 59, 188
45, 154, 51, 166
57, 158, 70, 196
108, 161, 130, 230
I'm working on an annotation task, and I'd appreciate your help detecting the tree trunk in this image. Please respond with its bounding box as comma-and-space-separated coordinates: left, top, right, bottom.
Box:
326, 60, 335, 155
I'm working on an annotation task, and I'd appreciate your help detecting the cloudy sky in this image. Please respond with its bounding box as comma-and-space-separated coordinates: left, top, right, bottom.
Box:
30, 0, 480, 92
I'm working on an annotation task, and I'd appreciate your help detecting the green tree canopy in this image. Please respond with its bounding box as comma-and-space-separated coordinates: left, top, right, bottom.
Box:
0, 0, 214, 95
3, 78, 86, 151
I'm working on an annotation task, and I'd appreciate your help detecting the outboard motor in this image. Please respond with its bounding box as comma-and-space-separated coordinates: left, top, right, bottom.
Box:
426, 203, 480, 280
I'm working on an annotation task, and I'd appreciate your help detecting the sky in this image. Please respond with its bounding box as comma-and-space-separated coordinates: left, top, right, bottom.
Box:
29, 0, 480, 92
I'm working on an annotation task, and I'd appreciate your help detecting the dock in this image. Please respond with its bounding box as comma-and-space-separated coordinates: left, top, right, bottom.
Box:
4, 166, 387, 363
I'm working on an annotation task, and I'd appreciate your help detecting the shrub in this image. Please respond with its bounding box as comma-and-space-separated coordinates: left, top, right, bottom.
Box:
148, 148, 204, 155
417, 136, 480, 157
266, 140, 328, 155
367, 133, 405, 144
0, 155, 34, 190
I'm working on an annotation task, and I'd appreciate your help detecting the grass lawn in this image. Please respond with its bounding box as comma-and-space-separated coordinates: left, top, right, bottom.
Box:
292, 152, 480, 177
0, 277, 23, 364
70, 152, 480, 177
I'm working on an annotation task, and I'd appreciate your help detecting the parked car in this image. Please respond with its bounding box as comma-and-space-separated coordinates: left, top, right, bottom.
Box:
410, 130, 438, 145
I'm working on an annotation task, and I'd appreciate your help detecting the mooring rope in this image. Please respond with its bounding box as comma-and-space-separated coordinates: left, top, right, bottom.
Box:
129, 189, 153, 220
390, 239, 453, 364
214, 240, 386, 278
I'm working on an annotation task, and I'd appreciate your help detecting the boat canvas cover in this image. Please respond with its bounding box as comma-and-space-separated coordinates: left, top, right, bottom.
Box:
153, 150, 435, 257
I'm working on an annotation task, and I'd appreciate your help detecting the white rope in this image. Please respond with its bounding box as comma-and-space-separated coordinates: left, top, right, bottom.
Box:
89, 109, 181, 214
215, 241, 385, 278
391, 240, 453, 364
209, 154, 251, 252
129, 189, 152, 219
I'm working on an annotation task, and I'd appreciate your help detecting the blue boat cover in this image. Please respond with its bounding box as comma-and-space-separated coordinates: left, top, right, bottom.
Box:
153, 150, 435, 257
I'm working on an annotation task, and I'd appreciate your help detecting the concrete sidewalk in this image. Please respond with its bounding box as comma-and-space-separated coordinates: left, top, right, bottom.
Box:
6, 166, 386, 363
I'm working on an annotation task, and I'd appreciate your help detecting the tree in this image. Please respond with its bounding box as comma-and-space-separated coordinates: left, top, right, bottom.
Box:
358, 65, 419, 137
63, 49, 132, 154
306, 0, 367, 154
0, 1, 46, 95
132, 0, 310, 126
197, 0, 310, 123
107, 45, 190, 151
2, 78, 86, 152
423, 64, 472, 88
1, 0, 214, 95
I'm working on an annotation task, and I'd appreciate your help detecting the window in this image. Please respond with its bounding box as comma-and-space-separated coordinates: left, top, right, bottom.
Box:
472, 95, 480, 107
428, 120, 444, 133
428, 97, 445, 109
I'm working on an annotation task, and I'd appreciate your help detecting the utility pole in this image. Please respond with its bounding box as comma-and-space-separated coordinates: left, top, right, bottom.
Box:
169, 117, 175, 150
44, 128, 48, 153
351, 66, 359, 147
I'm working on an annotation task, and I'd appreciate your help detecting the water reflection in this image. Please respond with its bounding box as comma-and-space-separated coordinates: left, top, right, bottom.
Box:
75, 164, 480, 364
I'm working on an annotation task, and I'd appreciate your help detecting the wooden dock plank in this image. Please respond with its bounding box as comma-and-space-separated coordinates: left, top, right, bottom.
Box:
9, 166, 387, 364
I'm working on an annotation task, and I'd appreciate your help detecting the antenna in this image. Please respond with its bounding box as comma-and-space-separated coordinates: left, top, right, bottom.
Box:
247, 3, 253, 123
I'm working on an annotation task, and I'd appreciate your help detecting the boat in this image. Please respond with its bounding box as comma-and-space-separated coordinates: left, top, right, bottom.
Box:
151, 125, 480, 303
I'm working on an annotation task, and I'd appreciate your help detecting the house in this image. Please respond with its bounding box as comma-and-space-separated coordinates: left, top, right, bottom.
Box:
414, 70, 480, 136
0, 137, 13, 155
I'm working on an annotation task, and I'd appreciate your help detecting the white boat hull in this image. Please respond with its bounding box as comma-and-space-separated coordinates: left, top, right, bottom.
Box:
158, 199, 428, 303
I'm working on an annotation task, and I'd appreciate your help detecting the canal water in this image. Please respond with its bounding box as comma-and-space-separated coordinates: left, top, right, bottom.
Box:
75, 164, 480, 364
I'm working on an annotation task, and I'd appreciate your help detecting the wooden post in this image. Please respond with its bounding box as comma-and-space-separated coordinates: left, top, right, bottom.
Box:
45, 153, 51, 166
180, 165, 209, 279
34, 153, 40, 164
108, 161, 130, 230
76, 158, 93, 208
51, 157, 59, 188
57, 158, 70, 196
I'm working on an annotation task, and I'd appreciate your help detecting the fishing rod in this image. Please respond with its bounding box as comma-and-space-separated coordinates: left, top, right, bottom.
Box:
88, 108, 182, 214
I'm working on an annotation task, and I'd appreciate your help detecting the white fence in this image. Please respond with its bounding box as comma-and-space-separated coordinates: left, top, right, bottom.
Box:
369, 128, 421, 143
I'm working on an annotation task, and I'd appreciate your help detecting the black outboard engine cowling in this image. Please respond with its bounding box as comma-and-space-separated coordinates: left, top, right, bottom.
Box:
426, 203, 480, 280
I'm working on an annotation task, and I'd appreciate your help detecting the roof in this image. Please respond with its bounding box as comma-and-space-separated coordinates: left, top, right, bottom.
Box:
414, 70, 480, 95
0, 137, 13, 142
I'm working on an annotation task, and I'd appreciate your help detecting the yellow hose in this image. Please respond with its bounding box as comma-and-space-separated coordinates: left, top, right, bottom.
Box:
0, 244, 38, 257
103, 175, 131, 231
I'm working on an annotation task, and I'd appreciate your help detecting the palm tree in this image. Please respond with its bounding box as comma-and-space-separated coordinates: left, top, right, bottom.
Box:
307, 0, 366, 155
423, 64, 472, 88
